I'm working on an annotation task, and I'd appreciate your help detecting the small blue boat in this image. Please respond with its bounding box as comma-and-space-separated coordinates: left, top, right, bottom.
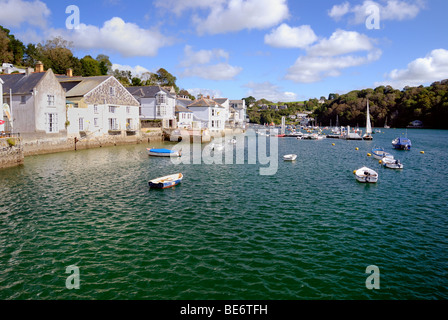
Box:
147, 148, 181, 157
372, 147, 394, 160
149, 173, 183, 189
392, 137, 412, 150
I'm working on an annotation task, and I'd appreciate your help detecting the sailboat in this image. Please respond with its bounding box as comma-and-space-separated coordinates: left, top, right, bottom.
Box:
384, 117, 390, 129
363, 99, 373, 141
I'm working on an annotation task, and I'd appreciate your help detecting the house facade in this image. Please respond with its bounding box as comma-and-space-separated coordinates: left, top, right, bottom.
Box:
0, 78, 4, 133
0, 68, 67, 139
187, 97, 226, 133
58, 75, 140, 139
175, 105, 193, 129
126, 86, 176, 129
230, 100, 246, 128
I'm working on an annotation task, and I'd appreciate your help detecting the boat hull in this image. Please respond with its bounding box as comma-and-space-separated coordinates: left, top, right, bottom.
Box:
382, 158, 404, 169
372, 148, 394, 160
355, 167, 378, 183
149, 173, 183, 189
283, 154, 297, 161
392, 138, 412, 150
147, 148, 181, 157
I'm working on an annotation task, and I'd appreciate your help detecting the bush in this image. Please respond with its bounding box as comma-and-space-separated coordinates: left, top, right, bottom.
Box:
7, 138, 16, 147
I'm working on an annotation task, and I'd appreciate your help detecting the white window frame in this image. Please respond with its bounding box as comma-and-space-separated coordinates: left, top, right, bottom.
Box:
47, 95, 55, 106
94, 105, 98, 114
94, 118, 99, 127
109, 106, 116, 114
45, 113, 59, 133
109, 118, 118, 130
79, 117, 84, 131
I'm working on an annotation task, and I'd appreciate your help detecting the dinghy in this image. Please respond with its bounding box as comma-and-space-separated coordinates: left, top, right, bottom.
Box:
149, 173, 183, 189
372, 147, 394, 160
283, 154, 297, 161
147, 148, 181, 157
354, 167, 378, 183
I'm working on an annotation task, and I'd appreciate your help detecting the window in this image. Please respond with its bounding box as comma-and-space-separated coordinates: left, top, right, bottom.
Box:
109, 106, 116, 113
156, 105, 166, 117
211, 120, 215, 128
21, 95, 26, 104
211, 109, 215, 116
110, 87, 115, 96
79, 117, 84, 131
46, 113, 58, 133
109, 118, 118, 130
94, 105, 98, 114
156, 93, 166, 104
47, 95, 55, 106
126, 107, 130, 114
94, 118, 99, 127
126, 119, 132, 130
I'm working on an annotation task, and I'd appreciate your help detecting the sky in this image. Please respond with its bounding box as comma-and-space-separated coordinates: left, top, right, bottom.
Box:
1, 0, 448, 102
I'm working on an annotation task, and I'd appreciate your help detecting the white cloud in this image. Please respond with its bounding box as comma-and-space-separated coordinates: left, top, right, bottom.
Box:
0, 0, 50, 28
328, 0, 424, 24
285, 30, 381, 83
264, 24, 318, 49
244, 81, 298, 102
154, 0, 223, 16
187, 88, 223, 99
179, 45, 242, 80
49, 17, 173, 57
377, 49, 448, 89
112, 63, 152, 77
307, 29, 374, 57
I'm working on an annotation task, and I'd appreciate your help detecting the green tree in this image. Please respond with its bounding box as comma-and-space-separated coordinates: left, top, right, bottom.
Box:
37, 36, 76, 75
0, 29, 13, 63
80, 55, 101, 76
96, 54, 112, 75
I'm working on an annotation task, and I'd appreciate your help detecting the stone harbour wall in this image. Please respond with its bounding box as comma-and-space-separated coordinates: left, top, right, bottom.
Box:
0, 137, 24, 169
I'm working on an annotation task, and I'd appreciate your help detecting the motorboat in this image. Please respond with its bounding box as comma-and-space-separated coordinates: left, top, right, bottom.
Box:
354, 167, 378, 183
382, 157, 404, 169
392, 136, 412, 150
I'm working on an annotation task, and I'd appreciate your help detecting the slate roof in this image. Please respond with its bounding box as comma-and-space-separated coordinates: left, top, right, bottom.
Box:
126, 86, 175, 99
187, 97, 224, 108
175, 105, 193, 113
0, 72, 47, 95
57, 75, 111, 97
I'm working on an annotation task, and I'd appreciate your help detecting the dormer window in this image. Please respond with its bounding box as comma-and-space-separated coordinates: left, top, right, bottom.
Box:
156, 92, 166, 104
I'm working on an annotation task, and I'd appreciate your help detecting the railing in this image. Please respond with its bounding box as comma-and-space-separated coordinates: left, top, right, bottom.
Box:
0, 132, 20, 139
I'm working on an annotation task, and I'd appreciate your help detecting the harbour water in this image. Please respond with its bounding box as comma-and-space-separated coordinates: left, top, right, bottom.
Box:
1, 128, 447, 300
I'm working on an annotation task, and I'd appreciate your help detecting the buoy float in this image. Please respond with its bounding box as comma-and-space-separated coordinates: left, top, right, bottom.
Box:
379, 160, 382, 164
420, 151, 425, 154
353, 170, 356, 174
367, 153, 371, 157
355, 147, 359, 150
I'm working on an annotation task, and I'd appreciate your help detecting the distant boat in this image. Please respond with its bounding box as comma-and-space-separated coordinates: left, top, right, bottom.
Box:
392, 136, 412, 150
372, 147, 394, 160
354, 167, 378, 183
363, 99, 373, 141
283, 154, 297, 161
147, 148, 181, 157
149, 173, 183, 189
382, 157, 404, 169
384, 118, 390, 129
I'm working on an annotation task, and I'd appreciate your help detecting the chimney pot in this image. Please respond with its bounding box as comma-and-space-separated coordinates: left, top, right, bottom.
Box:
35, 61, 44, 73
67, 68, 73, 77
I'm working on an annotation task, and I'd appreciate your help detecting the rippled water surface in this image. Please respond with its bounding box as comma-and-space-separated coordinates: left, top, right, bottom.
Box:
1, 129, 447, 299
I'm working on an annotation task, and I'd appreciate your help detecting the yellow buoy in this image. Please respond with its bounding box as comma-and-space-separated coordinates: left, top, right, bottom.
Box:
355, 147, 359, 150
420, 151, 425, 154
379, 160, 382, 164
353, 170, 356, 174
367, 153, 372, 157
332, 143, 335, 146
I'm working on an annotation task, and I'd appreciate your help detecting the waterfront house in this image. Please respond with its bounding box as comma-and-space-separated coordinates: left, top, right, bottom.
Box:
175, 105, 193, 129
58, 73, 140, 139
0, 66, 67, 139
187, 97, 226, 133
126, 86, 176, 129
214, 98, 230, 124
230, 99, 247, 128
0, 78, 4, 133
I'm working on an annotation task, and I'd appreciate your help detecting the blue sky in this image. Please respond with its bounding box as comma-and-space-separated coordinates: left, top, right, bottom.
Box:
1, 0, 448, 102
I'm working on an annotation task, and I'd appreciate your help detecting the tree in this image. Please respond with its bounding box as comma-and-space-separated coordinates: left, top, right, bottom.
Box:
243, 96, 256, 107
0, 29, 13, 63
37, 36, 76, 75
80, 55, 101, 76
155, 68, 179, 92
96, 54, 112, 75
23, 43, 40, 67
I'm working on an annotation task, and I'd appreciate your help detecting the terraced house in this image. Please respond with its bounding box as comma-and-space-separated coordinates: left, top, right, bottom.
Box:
58, 72, 140, 139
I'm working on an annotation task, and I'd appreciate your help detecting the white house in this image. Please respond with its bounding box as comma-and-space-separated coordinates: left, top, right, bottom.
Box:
126, 86, 177, 129
0, 67, 67, 139
0, 78, 4, 133
175, 105, 193, 129
230, 100, 246, 128
58, 75, 140, 139
187, 97, 226, 133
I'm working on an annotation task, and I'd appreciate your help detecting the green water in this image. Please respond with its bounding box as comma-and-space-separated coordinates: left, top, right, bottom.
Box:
1, 129, 447, 300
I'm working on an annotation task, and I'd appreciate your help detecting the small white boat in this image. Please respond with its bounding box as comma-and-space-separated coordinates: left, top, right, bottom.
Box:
355, 167, 378, 183
283, 154, 297, 161
147, 148, 181, 157
149, 173, 183, 189
382, 157, 404, 169
372, 147, 394, 160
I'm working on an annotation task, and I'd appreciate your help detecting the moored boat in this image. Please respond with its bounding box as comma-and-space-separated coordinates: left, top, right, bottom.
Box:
363, 99, 374, 140
354, 167, 378, 183
149, 173, 183, 189
147, 148, 181, 157
392, 136, 412, 150
283, 154, 297, 161
372, 147, 394, 160
382, 157, 404, 169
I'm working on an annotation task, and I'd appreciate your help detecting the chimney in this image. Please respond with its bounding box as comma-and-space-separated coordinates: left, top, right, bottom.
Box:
35, 61, 44, 73
66, 68, 73, 77
26, 67, 34, 76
